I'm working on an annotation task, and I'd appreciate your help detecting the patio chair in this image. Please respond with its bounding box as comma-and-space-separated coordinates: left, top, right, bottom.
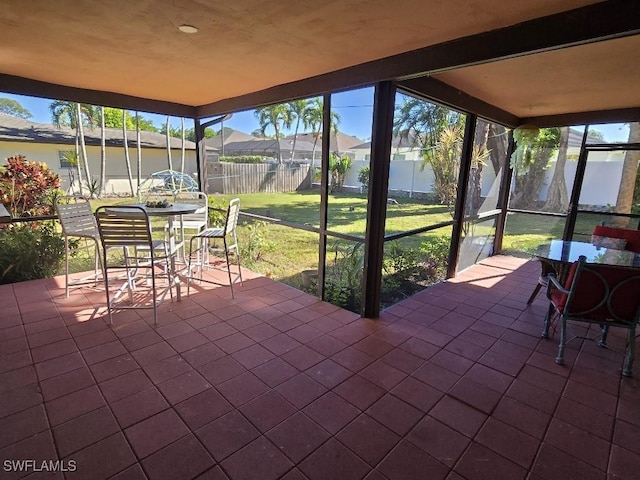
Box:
543, 255, 640, 376
527, 259, 555, 305
55, 196, 101, 297
164, 191, 208, 259
95, 206, 176, 325
187, 198, 242, 298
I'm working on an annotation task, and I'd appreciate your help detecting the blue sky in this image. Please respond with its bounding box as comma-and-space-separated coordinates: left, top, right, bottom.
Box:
1, 87, 375, 140
2, 89, 631, 143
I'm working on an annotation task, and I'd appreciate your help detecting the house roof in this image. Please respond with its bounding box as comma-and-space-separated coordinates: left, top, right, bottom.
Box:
0, 114, 196, 150
204, 129, 259, 149
0, 1, 638, 127
221, 138, 318, 156
287, 132, 364, 152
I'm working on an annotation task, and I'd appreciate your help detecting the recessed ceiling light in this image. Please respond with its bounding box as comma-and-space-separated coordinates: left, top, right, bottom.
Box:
178, 24, 198, 34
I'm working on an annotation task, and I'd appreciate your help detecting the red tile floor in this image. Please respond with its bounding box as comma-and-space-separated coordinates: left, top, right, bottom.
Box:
1, 255, 639, 480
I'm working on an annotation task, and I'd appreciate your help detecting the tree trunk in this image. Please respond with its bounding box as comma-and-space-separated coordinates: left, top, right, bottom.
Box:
123, 110, 134, 196
166, 116, 173, 170
99, 106, 106, 197
74, 131, 83, 196
543, 127, 570, 212
136, 112, 142, 197
487, 124, 507, 175
275, 125, 282, 164
180, 117, 186, 174
467, 120, 489, 214
612, 122, 640, 227
290, 118, 301, 162
76, 103, 92, 197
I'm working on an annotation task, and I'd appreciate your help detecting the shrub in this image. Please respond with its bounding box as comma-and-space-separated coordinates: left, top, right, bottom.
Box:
0, 155, 62, 217
0, 222, 66, 284
219, 156, 266, 164
328, 154, 353, 192
357, 166, 370, 189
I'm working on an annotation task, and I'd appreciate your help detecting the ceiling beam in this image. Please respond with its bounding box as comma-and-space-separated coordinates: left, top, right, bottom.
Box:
522, 107, 640, 128
397, 77, 519, 127
197, 0, 640, 118
0, 74, 196, 118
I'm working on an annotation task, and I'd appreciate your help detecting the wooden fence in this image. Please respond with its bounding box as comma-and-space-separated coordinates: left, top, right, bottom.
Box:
206, 162, 313, 194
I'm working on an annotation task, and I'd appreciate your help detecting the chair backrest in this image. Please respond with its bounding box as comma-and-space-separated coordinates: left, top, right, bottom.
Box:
225, 198, 241, 235
95, 206, 153, 249
174, 191, 208, 225
55, 196, 98, 237
593, 225, 640, 253
562, 256, 640, 326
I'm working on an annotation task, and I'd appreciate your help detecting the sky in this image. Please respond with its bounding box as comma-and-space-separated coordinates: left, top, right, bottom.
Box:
1, 88, 631, 143
1, 87, 376, 141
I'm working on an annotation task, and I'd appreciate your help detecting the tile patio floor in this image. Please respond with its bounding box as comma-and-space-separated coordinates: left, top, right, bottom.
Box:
1, 255, 639, 480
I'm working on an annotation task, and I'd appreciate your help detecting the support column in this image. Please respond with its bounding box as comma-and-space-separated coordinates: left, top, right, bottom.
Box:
362, 82, 395, 318
447, 114, 476, 278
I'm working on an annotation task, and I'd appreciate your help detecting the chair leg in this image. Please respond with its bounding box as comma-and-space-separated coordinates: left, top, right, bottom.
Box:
224, 238, 234, 298
622, 328, 635, 377
542, 303, 554, 338
599, 325, 610, 347
527, 283, 542, 305
555, 317, 566, 365
101, 253, 114, 325
64, 236, 70, 298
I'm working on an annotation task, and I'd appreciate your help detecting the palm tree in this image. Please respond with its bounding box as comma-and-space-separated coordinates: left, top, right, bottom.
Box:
303, 98, 341, 169
180, 117, 186, 174
165, 116, 173, 170
99, 106, 106, 197
50, 101, 97, 196
123, 110, 135, 196
255, 104, 293, 163
287, 99, 309, 161
136, 112, 142, 196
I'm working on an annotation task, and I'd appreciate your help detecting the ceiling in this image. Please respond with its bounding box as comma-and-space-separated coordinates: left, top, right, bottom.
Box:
0, 0, 639, 125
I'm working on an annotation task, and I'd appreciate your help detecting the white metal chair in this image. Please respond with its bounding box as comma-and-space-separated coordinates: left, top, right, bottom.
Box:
55, 196, 101, 297
95, 206, 175, 325
187, 198, 243, 297
164, 191, 208, 260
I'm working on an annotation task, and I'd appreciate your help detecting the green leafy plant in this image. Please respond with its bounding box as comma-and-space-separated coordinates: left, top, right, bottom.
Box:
324, 241, 364, 312
358, 166, 370, 190
0, 155, 62, 217
240, 221, 274, 263
0, 222, 66, 284
328, 154, 353, 192
219, 155, 266, 164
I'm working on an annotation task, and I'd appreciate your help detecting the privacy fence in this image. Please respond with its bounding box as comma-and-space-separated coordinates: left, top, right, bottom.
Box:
206, 162, 312, 194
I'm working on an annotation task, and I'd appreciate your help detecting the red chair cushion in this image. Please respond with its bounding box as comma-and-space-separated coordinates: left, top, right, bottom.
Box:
593, 225, 640, 253
549, 261, 577, 312
554, 262, 640, 323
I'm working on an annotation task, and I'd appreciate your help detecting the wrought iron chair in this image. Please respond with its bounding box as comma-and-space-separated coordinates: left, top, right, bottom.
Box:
55, 196, 101, 297
187, 198, 242, 298
543, 255, 640, 376
95, 206, 175, 325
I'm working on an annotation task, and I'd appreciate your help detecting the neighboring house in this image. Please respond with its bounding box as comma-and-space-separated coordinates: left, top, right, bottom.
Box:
0, 114, 200, 195
219, 138, 319, 162
208, 128, 366, 162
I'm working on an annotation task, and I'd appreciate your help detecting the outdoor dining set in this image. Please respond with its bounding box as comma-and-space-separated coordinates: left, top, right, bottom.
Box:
529, 225, 640, 377
54, 192, 243, 326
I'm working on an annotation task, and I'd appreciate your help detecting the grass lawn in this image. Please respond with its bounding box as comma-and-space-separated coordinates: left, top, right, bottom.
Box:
61, 191, 599, 293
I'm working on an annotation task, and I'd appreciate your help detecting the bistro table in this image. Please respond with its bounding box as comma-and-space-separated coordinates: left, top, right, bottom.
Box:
118, 202, 200, 300
535, 239, 640, 283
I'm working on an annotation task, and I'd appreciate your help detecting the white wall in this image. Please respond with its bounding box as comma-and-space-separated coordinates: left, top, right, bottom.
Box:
0, 141, 197, 195
342, 146, 625, 208
538, 150, 624, 206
